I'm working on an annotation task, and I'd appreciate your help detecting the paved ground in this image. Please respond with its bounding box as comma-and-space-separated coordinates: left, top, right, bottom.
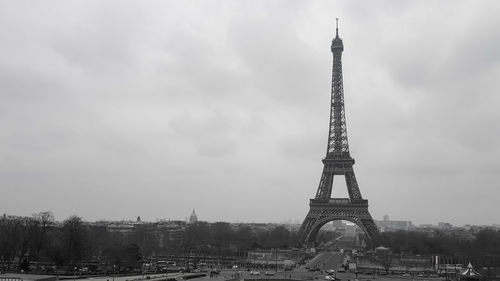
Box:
75, 268, 443, 281
139, 269, 441, 281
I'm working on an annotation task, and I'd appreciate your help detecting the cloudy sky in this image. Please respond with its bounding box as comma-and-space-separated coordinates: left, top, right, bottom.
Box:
1, 1, 500, 226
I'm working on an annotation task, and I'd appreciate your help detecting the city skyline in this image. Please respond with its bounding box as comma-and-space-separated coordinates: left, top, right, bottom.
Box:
6, 209, 495, 230
1, 1, 500, 227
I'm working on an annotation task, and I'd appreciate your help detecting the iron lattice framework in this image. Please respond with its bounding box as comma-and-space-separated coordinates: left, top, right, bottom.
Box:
299, 21, 379, 245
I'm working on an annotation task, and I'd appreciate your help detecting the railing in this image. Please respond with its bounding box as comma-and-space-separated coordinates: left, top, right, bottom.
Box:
310, 198, 368, 205
328, 198, 351, 204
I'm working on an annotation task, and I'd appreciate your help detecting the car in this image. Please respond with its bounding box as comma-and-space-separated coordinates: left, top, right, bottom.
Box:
402, 273, 411, 277
327, 269, 336, 274
265, 271, 275, 276
232, 265, 239, 269
325, 276, 334, 280
250, 271, 260, 275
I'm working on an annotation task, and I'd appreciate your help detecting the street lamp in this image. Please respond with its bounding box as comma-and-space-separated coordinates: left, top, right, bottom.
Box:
275, 249, 278, 273
253, 249, 255, 269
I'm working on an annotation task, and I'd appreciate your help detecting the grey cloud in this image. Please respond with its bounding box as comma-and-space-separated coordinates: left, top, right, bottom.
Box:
1, 1, 500, 225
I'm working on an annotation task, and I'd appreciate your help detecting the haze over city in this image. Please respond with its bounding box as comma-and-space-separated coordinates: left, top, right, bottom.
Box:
1, 1, 500, 226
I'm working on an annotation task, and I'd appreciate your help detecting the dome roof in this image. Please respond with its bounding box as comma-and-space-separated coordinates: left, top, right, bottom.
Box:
189, 209, 198, 223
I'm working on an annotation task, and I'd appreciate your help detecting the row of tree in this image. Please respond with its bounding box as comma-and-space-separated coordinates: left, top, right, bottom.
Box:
1, 213, 302, 272
1, 212, 56, 270
1, 213, 145, 273
376, 230, 500, 272
0, 213, 93, 272
182, 221, 298, 250
380, 229, 500, 256
3, 212, 500, 272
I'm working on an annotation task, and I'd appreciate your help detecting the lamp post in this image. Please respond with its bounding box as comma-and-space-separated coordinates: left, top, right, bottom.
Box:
253, 249, 255, 269
275, 249, 278, 273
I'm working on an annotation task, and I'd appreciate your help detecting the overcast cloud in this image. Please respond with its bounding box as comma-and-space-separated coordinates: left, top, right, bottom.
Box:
1, 1, 500, 226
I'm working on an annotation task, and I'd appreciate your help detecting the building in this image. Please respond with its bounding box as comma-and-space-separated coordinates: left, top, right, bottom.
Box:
189, 209, 198, 224
375, 215, 414, 232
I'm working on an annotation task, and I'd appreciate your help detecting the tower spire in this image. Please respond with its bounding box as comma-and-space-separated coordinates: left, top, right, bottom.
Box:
336, 18, 339, 37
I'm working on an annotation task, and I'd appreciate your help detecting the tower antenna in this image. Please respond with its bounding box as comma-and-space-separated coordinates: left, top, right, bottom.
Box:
336, 18, 339, 37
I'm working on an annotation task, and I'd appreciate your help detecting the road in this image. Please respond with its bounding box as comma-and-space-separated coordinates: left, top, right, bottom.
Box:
304, 251, 344, 271
72, 268, 442, 281
79, 272, 188, 281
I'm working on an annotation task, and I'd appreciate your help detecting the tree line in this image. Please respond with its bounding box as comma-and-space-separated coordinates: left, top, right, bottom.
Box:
182, 221, 298, 250
380, 229, 500, 265
1, 213, 142, 273
3, 212, 500, 273
0, 213, 301, 273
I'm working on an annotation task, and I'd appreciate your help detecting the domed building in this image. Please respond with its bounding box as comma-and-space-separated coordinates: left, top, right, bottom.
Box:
189, 209, 198, 224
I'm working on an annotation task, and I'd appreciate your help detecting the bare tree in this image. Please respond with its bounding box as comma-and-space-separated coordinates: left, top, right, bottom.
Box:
0, 214, 20, 272
16, 216, 39, 271
62, 215, 86, 266
31, 211, 55, 263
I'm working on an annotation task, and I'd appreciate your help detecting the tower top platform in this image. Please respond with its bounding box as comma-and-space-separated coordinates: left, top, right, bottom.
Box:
331, 18, 344, 52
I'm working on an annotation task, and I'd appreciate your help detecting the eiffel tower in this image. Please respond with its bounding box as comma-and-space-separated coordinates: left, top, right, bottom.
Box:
298, 20, 379, 245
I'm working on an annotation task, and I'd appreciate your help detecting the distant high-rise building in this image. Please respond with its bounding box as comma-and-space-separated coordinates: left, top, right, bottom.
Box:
376, 215, 414, 232
189, 209, 198, 223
